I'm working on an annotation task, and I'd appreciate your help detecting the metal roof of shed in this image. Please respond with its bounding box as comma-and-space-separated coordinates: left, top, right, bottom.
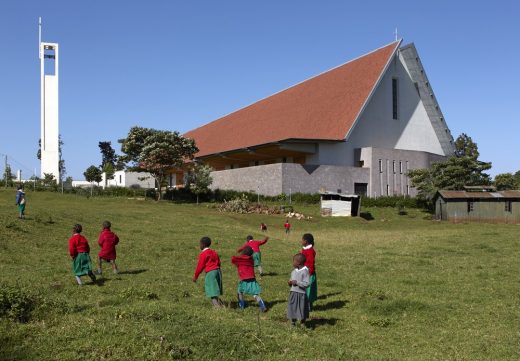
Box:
437, 190, 520, 200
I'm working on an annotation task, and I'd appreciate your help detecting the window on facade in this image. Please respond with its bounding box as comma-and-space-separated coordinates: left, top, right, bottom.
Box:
467, 201, 474, 213
406, 185, 410, 196
392, 160, 396, 174
392, 78, 399, 120
119, 175, 122, 183
378, 159, 383, 173
505, 201, 512, 212
386, 184, 389, 196
399, 161, 403, 174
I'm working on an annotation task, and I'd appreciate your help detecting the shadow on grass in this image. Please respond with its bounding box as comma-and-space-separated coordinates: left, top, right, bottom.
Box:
259, 272, 278, 277
313, 300, 349, 311
307, 317, 339, 329
317, 292, 342, 300
360, 212, 374, 221
117, 269, 148, 275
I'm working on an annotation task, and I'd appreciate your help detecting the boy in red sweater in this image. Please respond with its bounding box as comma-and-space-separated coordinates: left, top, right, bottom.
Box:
68, 224, 97, 285
231, 246, 267, 312
300, 233, 317, 311
96, 221, 120, 275
237, 235, 269, 276
192, 237, 223, 307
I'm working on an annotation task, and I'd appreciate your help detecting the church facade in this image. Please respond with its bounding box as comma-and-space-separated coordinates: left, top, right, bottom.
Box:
184, 40, 454, 197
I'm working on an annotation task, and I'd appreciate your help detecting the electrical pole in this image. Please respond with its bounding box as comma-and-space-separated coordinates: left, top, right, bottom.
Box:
4, 155, 7, 189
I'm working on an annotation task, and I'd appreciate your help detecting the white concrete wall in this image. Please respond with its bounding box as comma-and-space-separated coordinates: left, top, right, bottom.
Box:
103, 171, 155, 189
306, 52, 445, 167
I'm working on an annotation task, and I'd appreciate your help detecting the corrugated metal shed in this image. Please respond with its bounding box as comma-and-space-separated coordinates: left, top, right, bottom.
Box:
320, 192, 360, 217
438, 190, 520, 199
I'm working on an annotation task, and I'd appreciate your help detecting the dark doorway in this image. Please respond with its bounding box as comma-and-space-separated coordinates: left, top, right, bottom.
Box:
354, 183, 368, 197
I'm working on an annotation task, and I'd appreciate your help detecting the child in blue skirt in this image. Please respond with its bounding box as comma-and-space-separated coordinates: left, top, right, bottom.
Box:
231, 246, 267, 312
192, 237, 224, 307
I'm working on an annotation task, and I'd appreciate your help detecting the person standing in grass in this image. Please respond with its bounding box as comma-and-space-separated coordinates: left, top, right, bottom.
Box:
284, 219, 291, 236
96, 221, 119, 275
68, 224, 97, 285
192, 236, 224, 307
260, 222, 268, 233
15, 186, 26, 219
287, 253, 310, 326
237, 235, 269, 276
300, 233, 317, 311
231, 246, 267, 312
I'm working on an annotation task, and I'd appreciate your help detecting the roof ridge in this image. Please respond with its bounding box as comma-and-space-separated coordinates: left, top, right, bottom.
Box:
185, 40, 401, 136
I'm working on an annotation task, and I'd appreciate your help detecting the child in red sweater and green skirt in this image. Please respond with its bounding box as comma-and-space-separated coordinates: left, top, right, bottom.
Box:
231, 246, 267, 312
68, 224, 97, 285
192, 237, 224, 307
300, 233, 317, 311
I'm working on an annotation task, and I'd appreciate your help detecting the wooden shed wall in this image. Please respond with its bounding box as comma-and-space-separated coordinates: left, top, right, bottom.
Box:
443, 199, 520, 223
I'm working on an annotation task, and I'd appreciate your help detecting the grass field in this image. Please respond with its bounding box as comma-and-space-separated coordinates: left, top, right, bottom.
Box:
1, 190, 519, 361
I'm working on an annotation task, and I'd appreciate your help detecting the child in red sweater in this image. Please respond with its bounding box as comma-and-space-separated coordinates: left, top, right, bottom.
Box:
300, 233, 317, 311
192, 237, 223, 307
68, 224, 97, 285
96, 221, 120, 275
237, 235, 269, 276
231, 246, 267, 312
284, 220, 291, 237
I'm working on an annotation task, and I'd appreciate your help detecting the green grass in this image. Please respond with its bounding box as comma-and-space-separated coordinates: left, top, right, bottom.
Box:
1, 190, 519, 360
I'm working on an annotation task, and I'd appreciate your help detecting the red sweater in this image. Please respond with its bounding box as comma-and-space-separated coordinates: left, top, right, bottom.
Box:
193, 248, 221, 280
231, 255, 255, 280
69, 234, 90, 258
284, 222, 291, 230
237, 238, 268, 253
301, 246, 316, 275
98, 229, 119, 260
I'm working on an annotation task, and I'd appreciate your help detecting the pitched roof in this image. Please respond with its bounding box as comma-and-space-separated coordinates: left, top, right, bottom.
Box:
185, 41, 400, 158
438, 190, 520, 200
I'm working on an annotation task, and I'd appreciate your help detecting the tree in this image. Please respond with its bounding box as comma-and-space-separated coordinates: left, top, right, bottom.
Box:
42, 173, 56, 187
408, 133, 492, 203
3, 164, 14, 187
119, 127, 198, 200
186, 163, 213, 204
514, 170, 520, 189
84, 165, 102, 196
98, 141, 118, 169
494, 173, 516, 191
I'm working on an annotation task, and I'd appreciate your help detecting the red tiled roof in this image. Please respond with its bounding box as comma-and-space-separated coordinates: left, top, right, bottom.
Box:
185, 41, 400, 157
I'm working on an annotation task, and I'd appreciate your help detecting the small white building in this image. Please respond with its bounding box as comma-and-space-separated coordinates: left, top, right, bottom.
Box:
320, 192, 360, 217
102, 170, 155, 189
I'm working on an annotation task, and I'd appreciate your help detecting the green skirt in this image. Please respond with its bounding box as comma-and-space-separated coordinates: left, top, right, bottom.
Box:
72, 252, 93, 276
237, 279, 261, 295
306, 273, 318, 303
18, 204, 26, 213
204, 269, 223, 298
252, 252, 262, 267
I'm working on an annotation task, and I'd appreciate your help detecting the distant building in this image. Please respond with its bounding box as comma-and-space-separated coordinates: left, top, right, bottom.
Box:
184, 40, 454, 197
435, 190, 520, 223
102, 171, 156, 189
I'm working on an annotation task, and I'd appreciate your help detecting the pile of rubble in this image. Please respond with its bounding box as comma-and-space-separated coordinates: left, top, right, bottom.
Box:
286, 211, 312, 220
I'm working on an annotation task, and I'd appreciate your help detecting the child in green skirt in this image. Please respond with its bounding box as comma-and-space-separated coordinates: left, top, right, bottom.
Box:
192, 237, 224, 307
68, 224, 97, 285
231, 246, 267, 312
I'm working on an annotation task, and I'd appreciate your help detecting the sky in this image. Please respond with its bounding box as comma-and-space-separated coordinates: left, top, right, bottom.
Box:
0, 0, 518, 180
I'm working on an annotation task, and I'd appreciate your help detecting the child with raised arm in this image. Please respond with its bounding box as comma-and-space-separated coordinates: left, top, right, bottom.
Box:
287, 253, 310, 326
231, 246, 267, 312
300, 233, 317, 311
237, 235, 269, 276
68, 224, 97, 285
192, 237, 223, 307
97, 221, 119, 275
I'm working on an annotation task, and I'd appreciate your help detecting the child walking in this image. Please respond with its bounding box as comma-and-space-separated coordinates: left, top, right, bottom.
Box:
97, 221, 119, 275
300, 233, 317, 311
68, 224, 97, 285
192, 237, 224, 307
237, 235, 269, 276
284, 219, 291, 237
231, 246, 267, 312
287, 253, 310, 326
260, 222, 268, 232
15, 186, 26, 219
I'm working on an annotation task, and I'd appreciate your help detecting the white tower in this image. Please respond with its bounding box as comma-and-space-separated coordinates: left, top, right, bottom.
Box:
39, 18, 60, 183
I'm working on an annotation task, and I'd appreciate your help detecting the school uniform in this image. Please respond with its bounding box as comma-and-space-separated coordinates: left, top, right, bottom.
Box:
69, 233, 93, 276
193, 248, 222, 298
301, 245, 317, 305
238, 239, 267, 267
98, 229, 119, 261
284, 222, 291, 234
231, 255, 261, 295
287, 266, 310, 320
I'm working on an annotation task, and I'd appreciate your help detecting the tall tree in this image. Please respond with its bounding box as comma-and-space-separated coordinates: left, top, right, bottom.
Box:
98, 141, 118, 168
408, 133, 492, 202
119, 127, 198, 199
84, 165, 103, 196
186, 163, 213, 204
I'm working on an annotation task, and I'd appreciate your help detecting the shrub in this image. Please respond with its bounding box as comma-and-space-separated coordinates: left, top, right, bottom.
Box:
0, 284, 36, 323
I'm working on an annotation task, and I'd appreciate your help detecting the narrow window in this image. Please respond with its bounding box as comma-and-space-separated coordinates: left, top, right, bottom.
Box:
406, 185, 410, 196
505, 201, 512, 212
378, 159, 383, 173
467, 201, 474, 213
399, 161, 403, 174
392, 78, 399, 120
386, 184, 389, 196
119, 175, 122, 183
392, 160, 396, 174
